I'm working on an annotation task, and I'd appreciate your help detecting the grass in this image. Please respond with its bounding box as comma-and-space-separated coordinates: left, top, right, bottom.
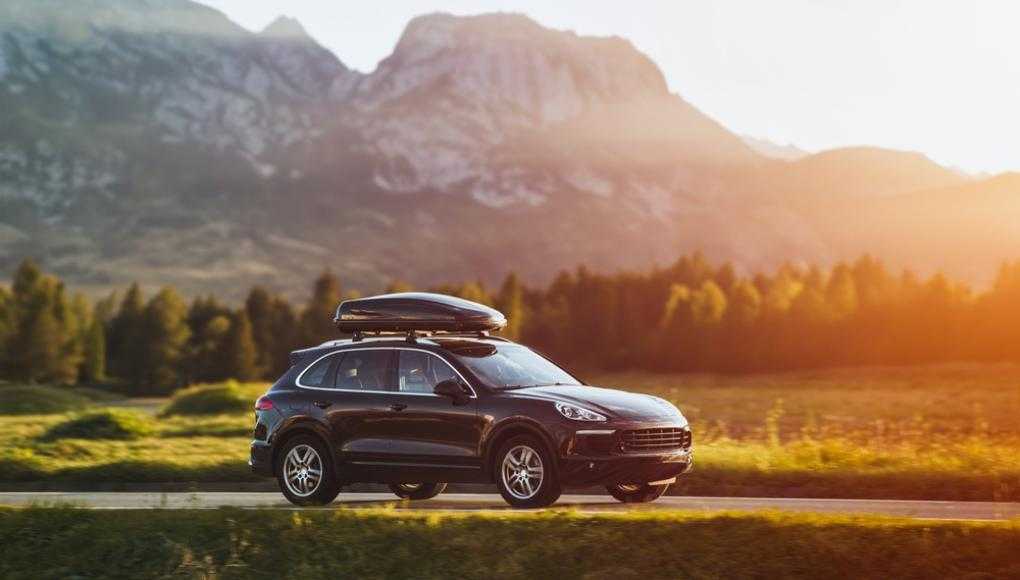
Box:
41, 409, 155, 441
160, 381, 266, 417
0, 412, 257, 483
593, 363, 1020, 440
1, 367, 1019, 500
1, 507, 1019, 579
0, 384, 95, 415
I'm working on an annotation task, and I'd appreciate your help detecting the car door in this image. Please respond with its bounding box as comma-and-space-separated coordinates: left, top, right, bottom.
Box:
300, 349, 397, 470
373, 349, 484, 482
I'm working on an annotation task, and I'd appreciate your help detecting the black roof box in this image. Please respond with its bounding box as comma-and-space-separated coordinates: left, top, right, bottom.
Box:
333, 292, 507, 334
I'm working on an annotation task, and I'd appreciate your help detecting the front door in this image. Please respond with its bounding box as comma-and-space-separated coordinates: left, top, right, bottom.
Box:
380, 350, 483, 480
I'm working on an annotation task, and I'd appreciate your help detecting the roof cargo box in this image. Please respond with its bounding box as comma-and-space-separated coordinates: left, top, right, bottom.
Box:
333, 292, 507, 334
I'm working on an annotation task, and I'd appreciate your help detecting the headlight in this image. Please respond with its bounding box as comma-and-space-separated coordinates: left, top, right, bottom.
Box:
555, 401, 607, 422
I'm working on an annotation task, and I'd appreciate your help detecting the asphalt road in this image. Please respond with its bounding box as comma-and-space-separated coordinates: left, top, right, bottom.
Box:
1, 492, 1018, 520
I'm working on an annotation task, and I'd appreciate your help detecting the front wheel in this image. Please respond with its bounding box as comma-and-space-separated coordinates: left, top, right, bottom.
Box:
495, 435, 561, 508
607, 482, 670, 503
388, 482, 448, 500
275, 435, 341, 506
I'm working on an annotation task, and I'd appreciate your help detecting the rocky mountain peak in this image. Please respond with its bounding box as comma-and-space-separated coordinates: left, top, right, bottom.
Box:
0, 0, 247, 38
260, 15, 313, 41
356, 12, 669, 118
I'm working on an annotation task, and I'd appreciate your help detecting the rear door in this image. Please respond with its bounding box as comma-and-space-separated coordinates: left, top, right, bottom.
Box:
301, 349, 396, 469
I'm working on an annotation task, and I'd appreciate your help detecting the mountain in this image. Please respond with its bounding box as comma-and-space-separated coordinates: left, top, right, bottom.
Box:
741, 135, 808, 161
804, 173, 1020, 285
0, 1, 1013, 298
756, 147, 969, 200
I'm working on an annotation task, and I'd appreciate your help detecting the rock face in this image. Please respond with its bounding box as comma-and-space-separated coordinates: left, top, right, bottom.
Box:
1, 1, 1009, 297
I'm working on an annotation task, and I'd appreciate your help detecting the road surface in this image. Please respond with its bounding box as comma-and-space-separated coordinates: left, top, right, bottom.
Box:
1, 492, 1018, 520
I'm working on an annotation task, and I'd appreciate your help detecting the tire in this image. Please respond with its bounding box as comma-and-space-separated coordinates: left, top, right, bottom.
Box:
494, 435, 561, 509
607, 482, 670, 503
388, 482, 448, 500
275, 434, 341, 506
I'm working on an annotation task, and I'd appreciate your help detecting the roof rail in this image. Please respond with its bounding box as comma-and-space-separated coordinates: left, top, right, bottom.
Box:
347, 329, 506, 344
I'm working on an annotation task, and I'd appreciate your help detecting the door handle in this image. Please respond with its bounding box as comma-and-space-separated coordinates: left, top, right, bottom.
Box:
313, 400, 333, 409
389, 403, 407, 412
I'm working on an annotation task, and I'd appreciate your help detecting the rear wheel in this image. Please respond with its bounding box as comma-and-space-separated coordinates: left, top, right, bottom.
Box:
276, 435, 341, 506
495, 435, 561, 508
388, 482, 448, 500
607, 482, 669, 503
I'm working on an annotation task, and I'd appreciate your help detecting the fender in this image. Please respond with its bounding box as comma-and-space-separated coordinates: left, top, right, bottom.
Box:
270, 415, 336, 475
480, 416, 559, 477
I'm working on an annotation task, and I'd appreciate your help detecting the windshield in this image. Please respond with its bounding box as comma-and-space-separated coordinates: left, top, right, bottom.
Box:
452, 344, 581, 390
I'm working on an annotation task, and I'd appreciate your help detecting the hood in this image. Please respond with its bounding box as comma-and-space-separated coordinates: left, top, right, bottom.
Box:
510, 385, 684, 421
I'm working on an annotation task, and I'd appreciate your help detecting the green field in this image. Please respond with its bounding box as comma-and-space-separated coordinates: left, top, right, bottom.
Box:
2, 365, 1020, 500
2, 507, 1019, 579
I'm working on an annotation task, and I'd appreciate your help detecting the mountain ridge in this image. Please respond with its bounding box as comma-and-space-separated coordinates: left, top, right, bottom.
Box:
0, 1, 1014, 299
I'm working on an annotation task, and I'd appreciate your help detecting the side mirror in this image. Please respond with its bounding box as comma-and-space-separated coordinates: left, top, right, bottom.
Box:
434, 379, 470, 405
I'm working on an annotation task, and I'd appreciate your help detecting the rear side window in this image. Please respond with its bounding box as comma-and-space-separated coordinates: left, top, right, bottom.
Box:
335, 350, 394, 391
300, 354, 341, 388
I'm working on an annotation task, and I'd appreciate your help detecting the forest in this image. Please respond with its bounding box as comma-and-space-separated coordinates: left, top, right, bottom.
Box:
1, 254, 1019, 395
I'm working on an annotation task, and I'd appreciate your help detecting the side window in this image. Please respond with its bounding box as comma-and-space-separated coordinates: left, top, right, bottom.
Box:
430, 356, 459, 386
397, 351, 460, 394
335, 350, 394, 391
300, 354, 340, 388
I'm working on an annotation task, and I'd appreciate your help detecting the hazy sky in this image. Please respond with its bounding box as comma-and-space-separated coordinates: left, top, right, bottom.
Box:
201, 0, 1019, 174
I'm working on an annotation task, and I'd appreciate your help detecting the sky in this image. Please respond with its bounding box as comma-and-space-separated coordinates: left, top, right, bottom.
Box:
200, 0, 1020, 174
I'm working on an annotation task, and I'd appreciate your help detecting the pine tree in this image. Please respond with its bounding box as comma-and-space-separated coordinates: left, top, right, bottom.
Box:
0, 286, 13, 373
267, 293, 297, 375
81, 318, 106, 383
187, 314, 231, 382
299, 271, 341, 347
221, 310, 260, 381
137, 287, 190, 395
496, 273, 525, 341
107, 283, 145, 383
267, 296, 299, 377
50, 282, 83, 383
244, 287, 275, 377
826, 263, 859, 319
5, 260, 73, 382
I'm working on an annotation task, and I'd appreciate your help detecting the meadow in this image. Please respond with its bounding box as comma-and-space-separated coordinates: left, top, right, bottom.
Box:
3, 507, 1019, 579
2, 364, 1019, 500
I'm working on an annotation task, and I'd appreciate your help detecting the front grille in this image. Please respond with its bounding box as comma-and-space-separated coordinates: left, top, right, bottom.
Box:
620, 427, 691, 452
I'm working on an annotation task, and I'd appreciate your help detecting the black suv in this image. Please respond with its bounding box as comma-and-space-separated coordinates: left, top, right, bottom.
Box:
249, 293, 693, 508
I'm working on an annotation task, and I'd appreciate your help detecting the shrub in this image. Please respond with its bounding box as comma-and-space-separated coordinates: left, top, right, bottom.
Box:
42, 409, 154, 441
0, 385, 93, 415
160, 381, 262, 417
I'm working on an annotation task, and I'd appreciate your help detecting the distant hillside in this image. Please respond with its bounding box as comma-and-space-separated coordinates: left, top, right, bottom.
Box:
0, 0, 1013, 298
804, 173, 1020, 285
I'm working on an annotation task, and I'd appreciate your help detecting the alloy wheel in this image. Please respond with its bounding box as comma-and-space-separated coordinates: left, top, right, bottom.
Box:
501, 444, 544, 500
283, 443, 323, 497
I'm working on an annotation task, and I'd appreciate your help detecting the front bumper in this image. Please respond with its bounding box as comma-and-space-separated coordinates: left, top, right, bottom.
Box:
557, 424, 694, 486
560, 448, 693, 486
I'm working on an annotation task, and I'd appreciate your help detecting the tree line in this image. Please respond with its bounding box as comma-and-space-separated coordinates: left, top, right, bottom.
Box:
2, 254, 1020, 394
